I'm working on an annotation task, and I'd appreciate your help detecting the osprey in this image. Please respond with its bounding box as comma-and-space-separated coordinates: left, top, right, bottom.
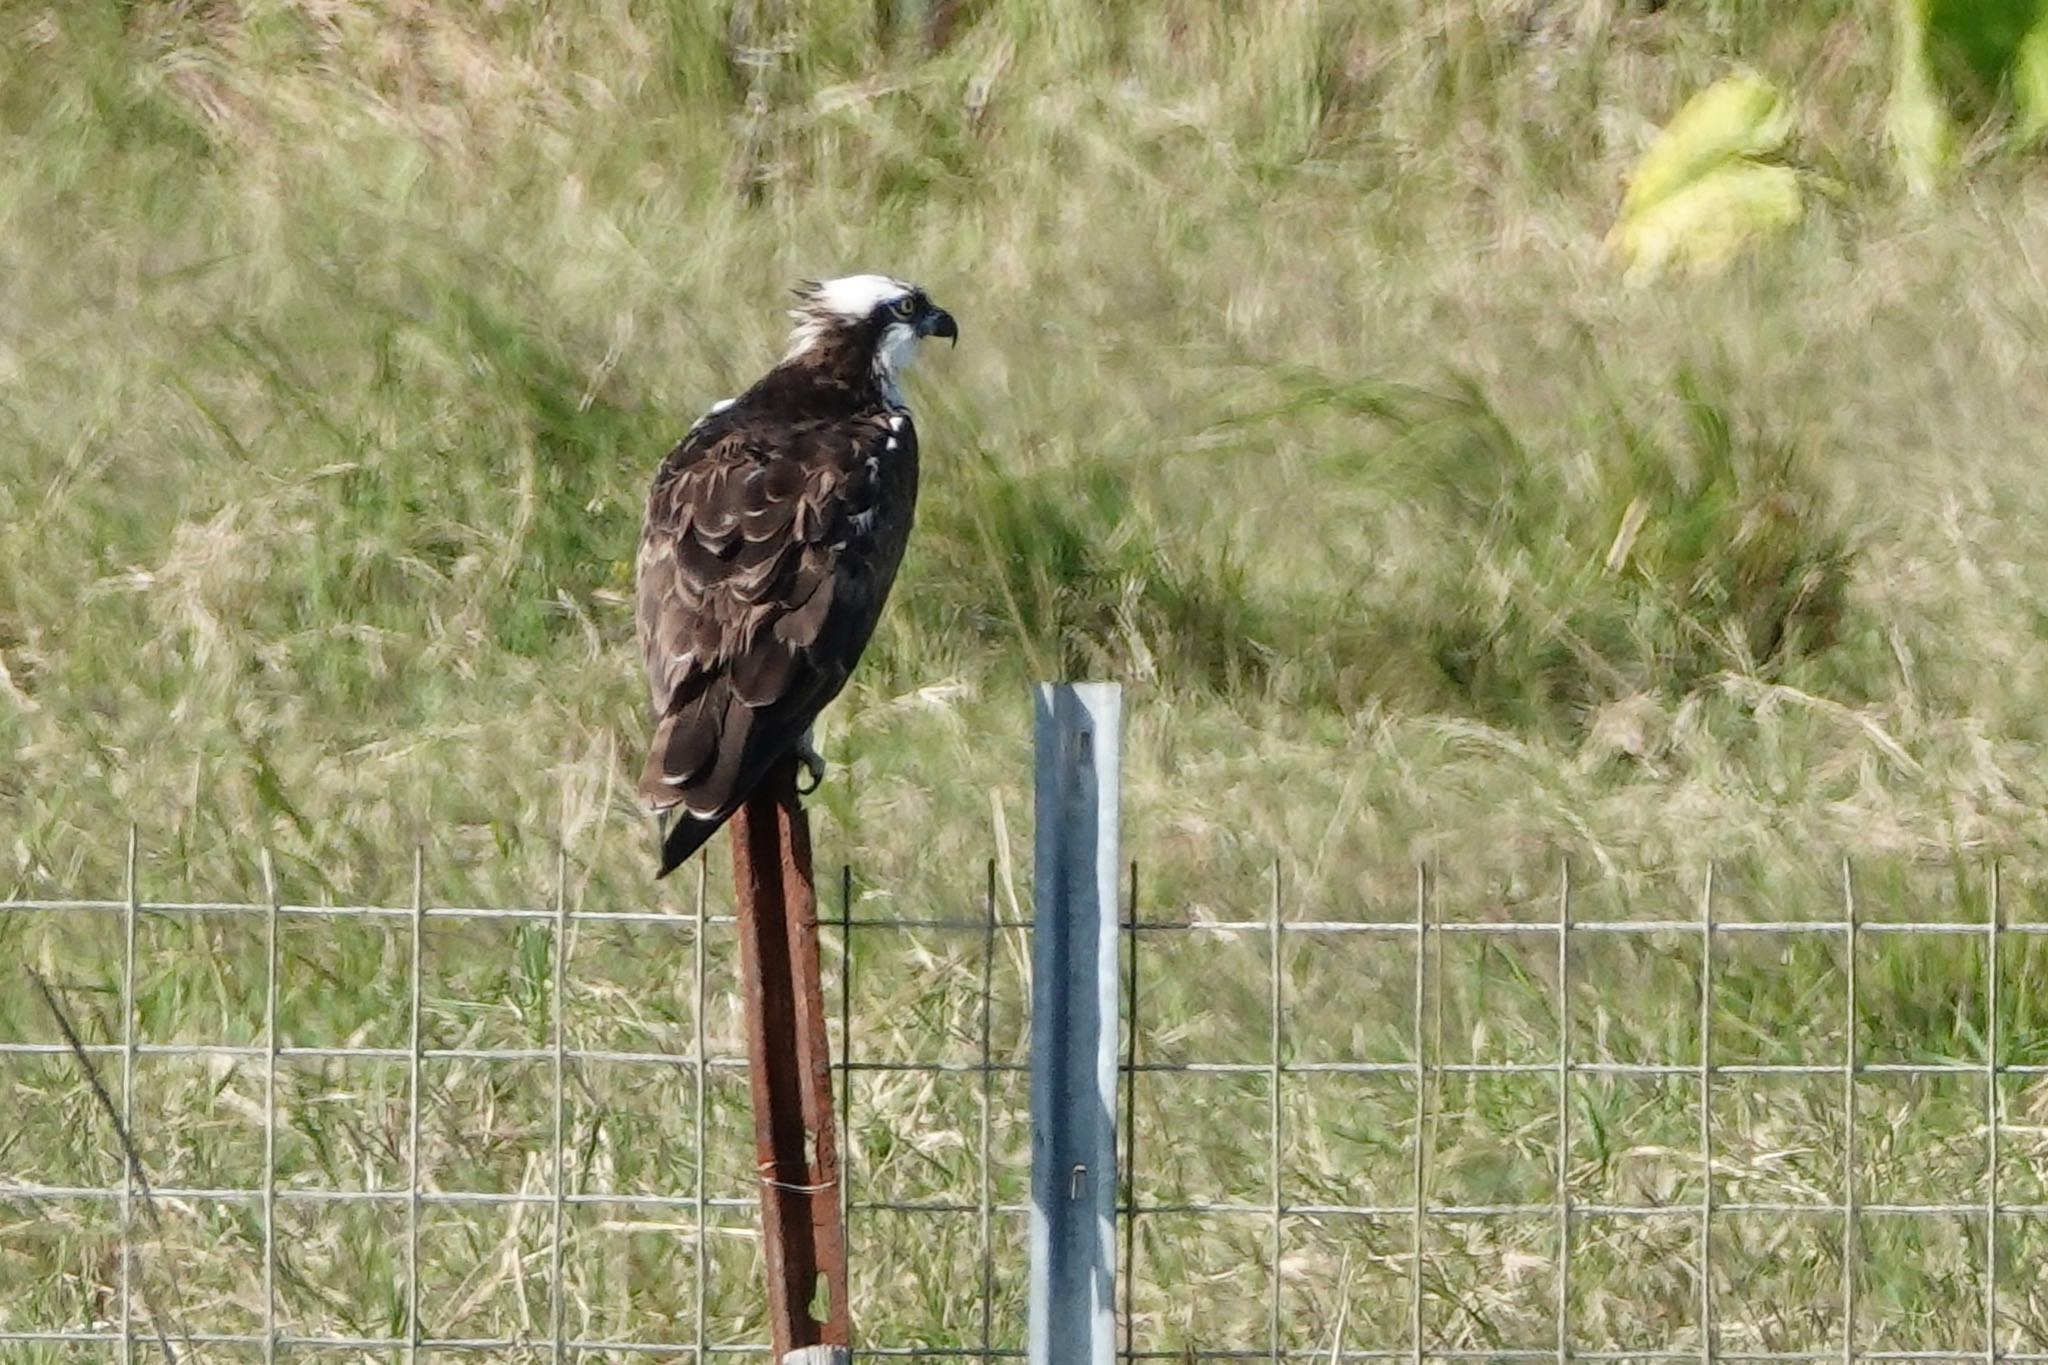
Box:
635, 274, 957, 877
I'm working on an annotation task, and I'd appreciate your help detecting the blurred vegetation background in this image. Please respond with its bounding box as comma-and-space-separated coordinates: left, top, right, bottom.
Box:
11, 3, 2048, 1355
2, 0, 2047, 916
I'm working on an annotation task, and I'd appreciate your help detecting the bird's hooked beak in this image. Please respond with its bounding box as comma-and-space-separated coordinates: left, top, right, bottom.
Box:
918, 305, 959, 347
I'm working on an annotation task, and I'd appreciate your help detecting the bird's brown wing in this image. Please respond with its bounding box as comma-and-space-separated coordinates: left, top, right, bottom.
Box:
634, 409, 914, 872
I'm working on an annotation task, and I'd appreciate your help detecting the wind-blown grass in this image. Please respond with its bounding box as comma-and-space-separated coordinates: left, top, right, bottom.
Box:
4, 0, 2048, 1354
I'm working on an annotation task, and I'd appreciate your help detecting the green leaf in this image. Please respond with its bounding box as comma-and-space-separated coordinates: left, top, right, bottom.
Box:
1892, 0, 2048, 187
2015, 12, 2048, 141
1619, 72, 1793, 220
1608, 73, 1803, 281
1891, 0, 1957, 194
1611, 163, 1803, 282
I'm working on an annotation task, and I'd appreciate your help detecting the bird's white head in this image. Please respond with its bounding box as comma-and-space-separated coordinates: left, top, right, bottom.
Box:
783, 274, 959, 404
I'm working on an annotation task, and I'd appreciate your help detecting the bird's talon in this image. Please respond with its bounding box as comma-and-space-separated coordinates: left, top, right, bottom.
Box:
794, 737, 827, 795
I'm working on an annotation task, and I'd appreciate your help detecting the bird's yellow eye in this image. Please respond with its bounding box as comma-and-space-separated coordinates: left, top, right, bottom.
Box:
890, 296, 917, 320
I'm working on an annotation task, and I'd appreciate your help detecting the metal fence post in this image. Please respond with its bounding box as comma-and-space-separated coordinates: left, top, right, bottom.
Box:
730, 756, 850, 1365
1029, 682, 1122, 1365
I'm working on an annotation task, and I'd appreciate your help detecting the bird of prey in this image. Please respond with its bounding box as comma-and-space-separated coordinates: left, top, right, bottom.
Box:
635, 274, 957, 878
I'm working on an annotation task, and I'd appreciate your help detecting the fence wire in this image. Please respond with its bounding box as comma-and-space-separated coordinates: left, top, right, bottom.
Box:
3, 842, 2047, 1361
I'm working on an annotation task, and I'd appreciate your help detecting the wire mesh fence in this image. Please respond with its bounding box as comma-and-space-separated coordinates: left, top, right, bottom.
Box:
5, 840, 2048, 1362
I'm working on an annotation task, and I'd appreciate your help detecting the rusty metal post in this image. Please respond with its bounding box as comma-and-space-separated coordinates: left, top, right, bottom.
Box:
729, 756, 850, 1363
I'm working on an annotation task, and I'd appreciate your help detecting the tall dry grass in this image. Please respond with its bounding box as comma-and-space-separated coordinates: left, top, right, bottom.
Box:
5, 1, 2048, 1353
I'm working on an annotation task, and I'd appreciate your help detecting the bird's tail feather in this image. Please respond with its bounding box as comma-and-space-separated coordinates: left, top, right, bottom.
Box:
656, 809, 726, 880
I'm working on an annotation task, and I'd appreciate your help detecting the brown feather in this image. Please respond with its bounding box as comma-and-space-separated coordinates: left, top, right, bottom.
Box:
634, 334, 921, 873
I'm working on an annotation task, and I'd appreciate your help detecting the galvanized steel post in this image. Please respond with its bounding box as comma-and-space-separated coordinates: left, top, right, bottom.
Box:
1029, 683, 1122, 1365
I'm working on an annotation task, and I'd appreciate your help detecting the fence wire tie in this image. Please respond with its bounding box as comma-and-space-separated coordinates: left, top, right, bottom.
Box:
757, 1162, 839, 1196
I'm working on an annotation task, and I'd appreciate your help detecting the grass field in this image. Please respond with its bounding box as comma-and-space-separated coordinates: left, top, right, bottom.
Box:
5, 0, 2048, 1356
